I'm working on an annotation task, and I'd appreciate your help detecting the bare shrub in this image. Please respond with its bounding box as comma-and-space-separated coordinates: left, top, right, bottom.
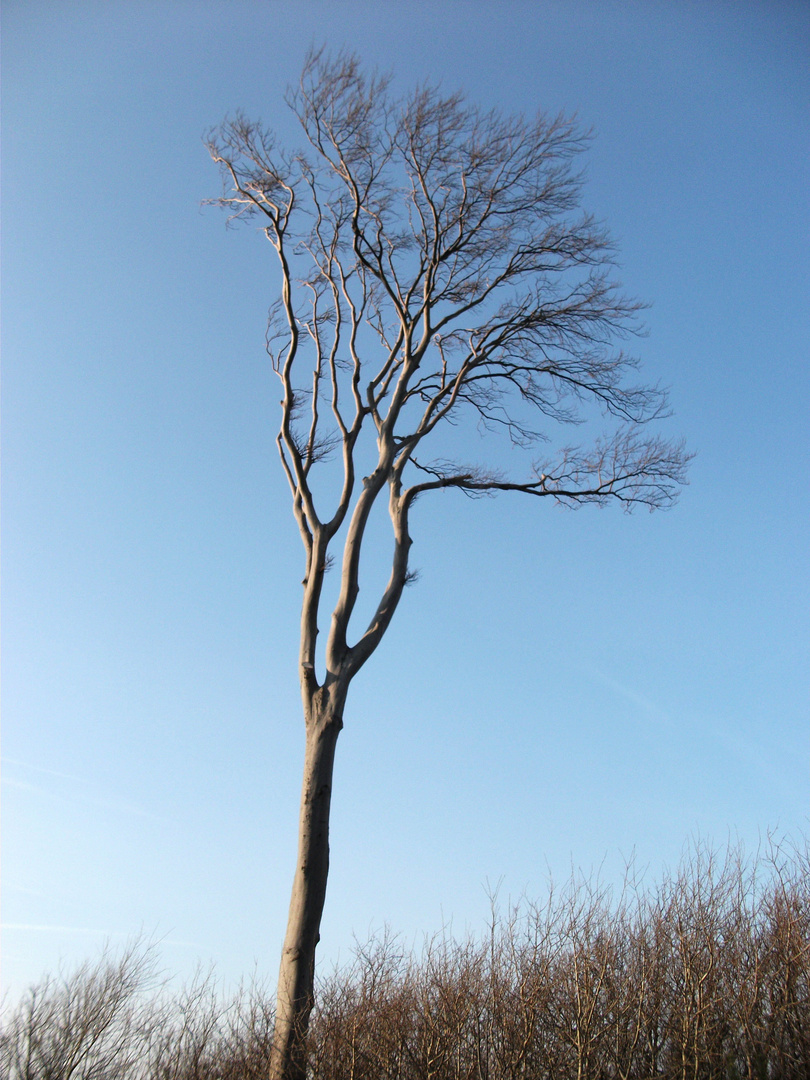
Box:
2, 837, 807, 1079
0, 938, 159, 1080
307, 838, 810, 1080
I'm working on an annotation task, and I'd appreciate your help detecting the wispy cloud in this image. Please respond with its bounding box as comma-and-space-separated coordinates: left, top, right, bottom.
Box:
2, 924, 209, 955
3, 777, 50, 794
588, 668, 674, 729
2, 756, 89, 785
1, 758, 173, 825
1, 923, 116, 936
1, 924, 209, 950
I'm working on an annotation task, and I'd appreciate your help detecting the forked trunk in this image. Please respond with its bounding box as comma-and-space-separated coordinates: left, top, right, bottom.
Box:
269, 702, 342, 1080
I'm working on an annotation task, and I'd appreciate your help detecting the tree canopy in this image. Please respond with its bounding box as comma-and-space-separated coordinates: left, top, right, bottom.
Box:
208, 51, 688, 681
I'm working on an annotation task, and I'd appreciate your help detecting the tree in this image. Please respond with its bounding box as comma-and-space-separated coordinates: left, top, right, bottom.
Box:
207, 48, 690, 1080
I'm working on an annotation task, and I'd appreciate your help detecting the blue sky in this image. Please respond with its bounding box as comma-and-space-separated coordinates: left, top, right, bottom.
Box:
2, 0, 808, 1001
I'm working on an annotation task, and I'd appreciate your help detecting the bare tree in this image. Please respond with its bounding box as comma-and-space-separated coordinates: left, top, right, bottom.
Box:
206, 48, 691, 1080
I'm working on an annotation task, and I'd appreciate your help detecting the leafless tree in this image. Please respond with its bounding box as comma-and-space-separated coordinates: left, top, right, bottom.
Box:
206, 47, 691, 1079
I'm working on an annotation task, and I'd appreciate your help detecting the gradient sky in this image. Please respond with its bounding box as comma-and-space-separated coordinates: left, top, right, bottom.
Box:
2, 0, 808, 1002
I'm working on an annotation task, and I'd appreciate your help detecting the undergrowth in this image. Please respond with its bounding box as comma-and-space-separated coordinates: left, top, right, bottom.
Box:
2, 837, 807, 1078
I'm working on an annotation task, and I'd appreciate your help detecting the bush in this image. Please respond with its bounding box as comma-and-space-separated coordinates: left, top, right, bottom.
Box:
2, 837, 807, 1079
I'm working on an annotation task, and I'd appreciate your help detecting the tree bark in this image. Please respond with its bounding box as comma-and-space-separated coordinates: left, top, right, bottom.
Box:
269, 698, 342, 1080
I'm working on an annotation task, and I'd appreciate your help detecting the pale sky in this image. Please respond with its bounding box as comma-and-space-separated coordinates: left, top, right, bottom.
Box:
2, 0, 808, 1001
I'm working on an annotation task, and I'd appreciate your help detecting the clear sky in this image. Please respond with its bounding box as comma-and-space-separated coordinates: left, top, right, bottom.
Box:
2, 0, 808, 1002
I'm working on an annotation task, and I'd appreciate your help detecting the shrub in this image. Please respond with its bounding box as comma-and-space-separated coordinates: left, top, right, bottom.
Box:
2, 837, 807, 1079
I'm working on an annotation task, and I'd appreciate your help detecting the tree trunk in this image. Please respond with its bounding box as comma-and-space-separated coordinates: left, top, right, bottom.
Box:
269, 701, 342, 1080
